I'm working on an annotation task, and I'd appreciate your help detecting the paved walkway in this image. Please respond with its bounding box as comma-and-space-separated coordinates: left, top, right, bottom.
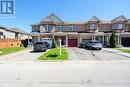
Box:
68, 48, 130, 61
0, 48, 44, 61
103, 48, 130, 58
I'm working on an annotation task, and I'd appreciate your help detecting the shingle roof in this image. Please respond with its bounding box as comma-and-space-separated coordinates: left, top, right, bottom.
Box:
88, 16, 100, 22
112, 15, 128, 22
65, 21, 85, 24
0, 25, 8, 30
10, 27, 28, 34
41, 13, 64, 24
99, 20, 111, 24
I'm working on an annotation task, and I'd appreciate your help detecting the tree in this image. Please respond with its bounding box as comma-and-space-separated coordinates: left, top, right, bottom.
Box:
51, 38, 57, 48
109, 32, 116, 48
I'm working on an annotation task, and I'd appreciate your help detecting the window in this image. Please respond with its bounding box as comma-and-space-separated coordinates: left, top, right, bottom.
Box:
69, 26, 76, 31
34, 26, 40, 32
112, 23, 123, 29
90, 23, 96, 29
57, 25, 64, 31
45, 25, 51, 32
118, 23, 123, 29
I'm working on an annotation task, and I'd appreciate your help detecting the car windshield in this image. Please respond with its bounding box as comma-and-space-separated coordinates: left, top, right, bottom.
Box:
92, 41, 101, 45
35, 42, 44, 45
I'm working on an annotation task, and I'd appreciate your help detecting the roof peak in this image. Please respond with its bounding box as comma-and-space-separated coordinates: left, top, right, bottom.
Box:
41, 13, 64, 24
112, 15, 128, 22
88, 16, 100, 22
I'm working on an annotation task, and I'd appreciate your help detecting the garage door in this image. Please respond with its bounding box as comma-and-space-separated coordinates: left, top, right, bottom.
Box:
121, 37, 130, 47
68, 39, 78, 47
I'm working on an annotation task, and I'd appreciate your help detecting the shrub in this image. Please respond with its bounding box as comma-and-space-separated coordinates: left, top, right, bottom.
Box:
109, 32, 116, 48
51, 38, 57, 48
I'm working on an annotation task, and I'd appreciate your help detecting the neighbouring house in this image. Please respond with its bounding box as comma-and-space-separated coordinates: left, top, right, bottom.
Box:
0, 26, 30, 48
30, 13, 130, 47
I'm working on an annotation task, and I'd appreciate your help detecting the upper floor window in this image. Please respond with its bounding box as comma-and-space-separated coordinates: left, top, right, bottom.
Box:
57, 25, 64, 31
112, 23, 123, 29
118, 23, 123, 29
34, 26, 40, 32
90, 23, 96, 29
69, 26, 76, 31
45, 25, 51, 32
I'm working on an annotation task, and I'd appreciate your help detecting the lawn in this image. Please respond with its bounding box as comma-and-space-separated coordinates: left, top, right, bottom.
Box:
114, 48, 130, 53
38, 48, 68, 60
0, 47, 26, 56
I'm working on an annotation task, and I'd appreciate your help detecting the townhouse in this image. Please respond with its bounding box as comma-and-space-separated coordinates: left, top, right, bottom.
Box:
30, 13, 130, 47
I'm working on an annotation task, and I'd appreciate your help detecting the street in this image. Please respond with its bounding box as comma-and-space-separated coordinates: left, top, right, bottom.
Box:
0, 61, 130, 87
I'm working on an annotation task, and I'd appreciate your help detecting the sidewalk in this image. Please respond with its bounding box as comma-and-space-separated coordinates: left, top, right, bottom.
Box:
103, 48, 130, 58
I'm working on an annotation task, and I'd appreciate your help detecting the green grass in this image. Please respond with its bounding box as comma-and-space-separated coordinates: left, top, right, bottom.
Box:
114, 48, 130, 53
38, 48, 68, 60
0, 47, 26, 56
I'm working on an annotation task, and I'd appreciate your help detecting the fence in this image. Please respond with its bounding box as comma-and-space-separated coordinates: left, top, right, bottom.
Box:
0, 39, 21, 49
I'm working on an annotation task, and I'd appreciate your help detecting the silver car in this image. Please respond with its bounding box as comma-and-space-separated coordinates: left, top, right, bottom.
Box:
86, 40, 103, 50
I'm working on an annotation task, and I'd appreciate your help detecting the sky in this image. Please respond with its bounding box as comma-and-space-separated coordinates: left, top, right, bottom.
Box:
0, 0, 130, 33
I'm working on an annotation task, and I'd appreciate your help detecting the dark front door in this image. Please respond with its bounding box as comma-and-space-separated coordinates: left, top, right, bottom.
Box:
68, 39, 78, 47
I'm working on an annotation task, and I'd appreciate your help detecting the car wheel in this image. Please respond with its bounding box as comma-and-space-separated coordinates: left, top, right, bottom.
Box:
98, 48, 102, 50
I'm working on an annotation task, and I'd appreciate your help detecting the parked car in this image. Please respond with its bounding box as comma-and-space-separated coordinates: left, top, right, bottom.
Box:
33, 42, 47, 52
41, 38, 52, 48
43, 42, 50, 49
86, 40, 103, 50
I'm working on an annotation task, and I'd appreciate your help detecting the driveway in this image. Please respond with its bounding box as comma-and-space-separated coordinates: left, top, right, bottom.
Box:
68, 47, 130, 61
0, 48, 44, 61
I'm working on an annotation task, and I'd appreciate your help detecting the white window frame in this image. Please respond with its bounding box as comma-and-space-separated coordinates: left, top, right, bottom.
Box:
57, 25, 64, 31
112, 23, 123, 29
90, 23, 96, 29
35, 26, 39, 32
45, 25, 51, 32
69, 26, 76, 31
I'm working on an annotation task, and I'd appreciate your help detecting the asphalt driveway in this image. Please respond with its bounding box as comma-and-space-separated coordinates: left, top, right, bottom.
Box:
68, 47, 130, 61
0, 48, 44, 61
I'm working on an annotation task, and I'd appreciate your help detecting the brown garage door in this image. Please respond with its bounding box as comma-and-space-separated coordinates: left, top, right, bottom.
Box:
68, 39, 78, 47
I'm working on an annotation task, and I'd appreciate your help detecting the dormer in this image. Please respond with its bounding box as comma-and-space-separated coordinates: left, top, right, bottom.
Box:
111, 15, 128, 30
87, 16, 100, 29
40, 13, 64, 25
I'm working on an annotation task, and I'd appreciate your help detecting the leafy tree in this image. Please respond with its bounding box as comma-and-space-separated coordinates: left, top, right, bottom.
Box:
109, 32, 116, 48
52, 38, 57, 48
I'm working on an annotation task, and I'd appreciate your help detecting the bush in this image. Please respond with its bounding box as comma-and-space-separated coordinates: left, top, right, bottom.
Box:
51, 38, 57, 48
109, 32, 116, 48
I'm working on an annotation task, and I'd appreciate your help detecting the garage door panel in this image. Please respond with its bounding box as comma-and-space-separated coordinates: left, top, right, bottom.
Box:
121, 37, 130, 47
68, 39, 77, 47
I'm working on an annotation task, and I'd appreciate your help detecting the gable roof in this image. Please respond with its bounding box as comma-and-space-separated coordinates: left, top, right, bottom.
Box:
112, 15, 128, 22
41, 13, 64, 24
88, 16, 100, 22
10, 27, 28, 34
0, 25, 8, 30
